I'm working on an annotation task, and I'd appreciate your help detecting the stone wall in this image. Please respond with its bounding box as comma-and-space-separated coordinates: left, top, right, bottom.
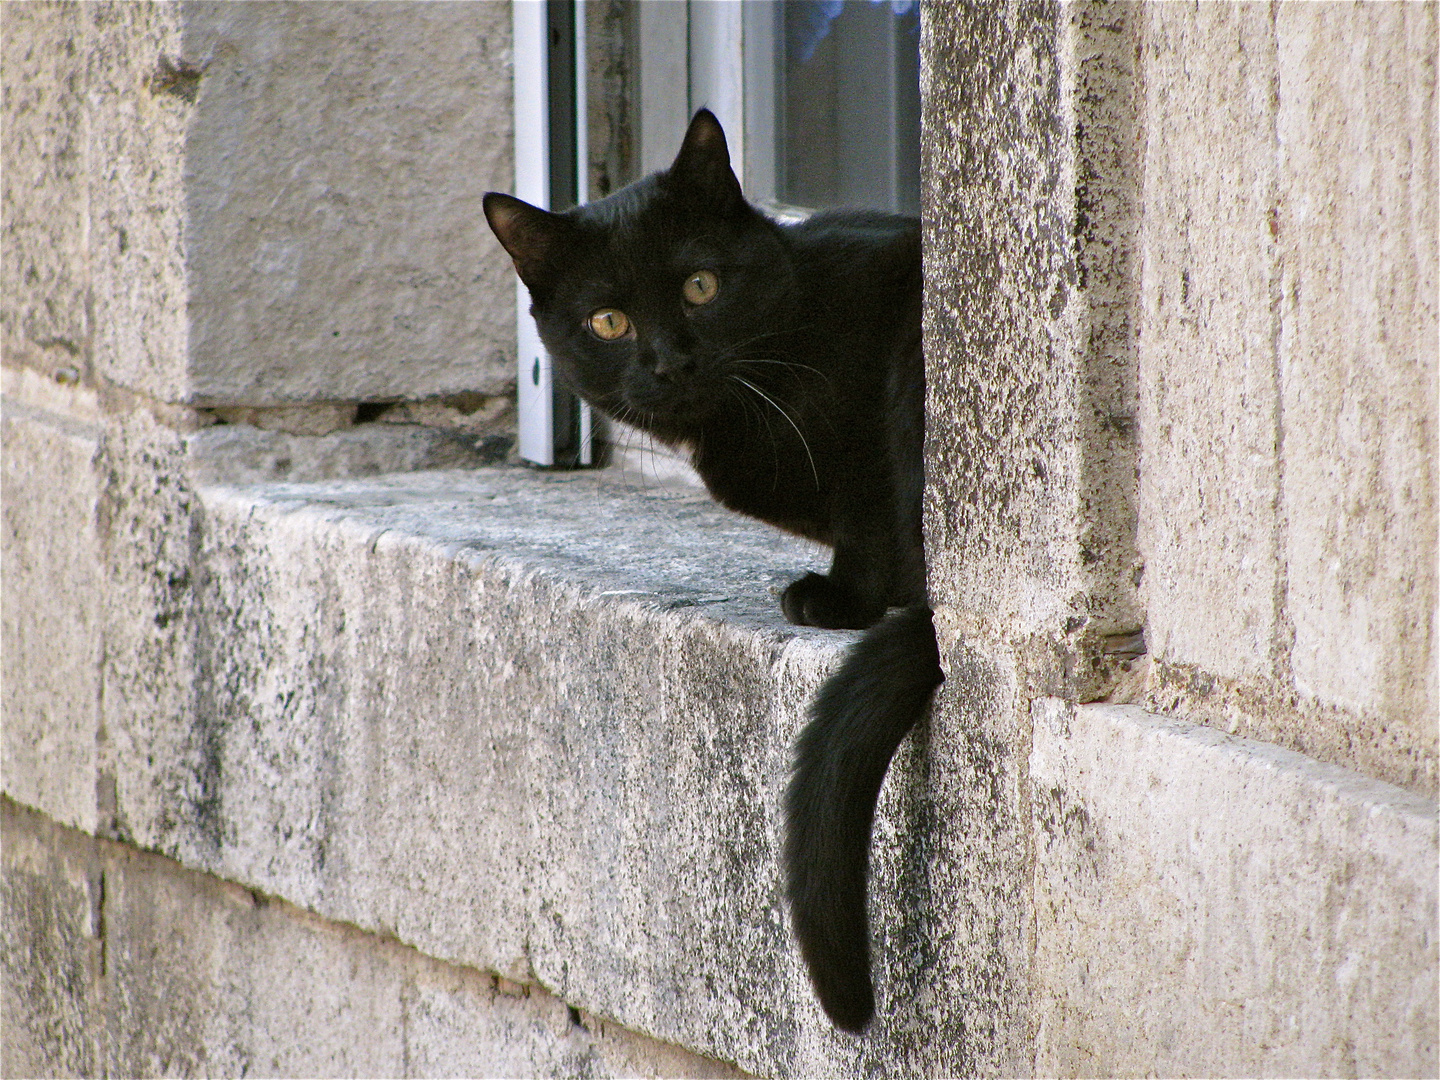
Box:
3, 2, 1436, 1077
919, 2, 1435, 1075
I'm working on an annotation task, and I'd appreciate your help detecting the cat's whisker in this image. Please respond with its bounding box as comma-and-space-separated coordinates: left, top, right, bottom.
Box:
723, 380, 783, 491
595, 395, 654, 500
713, 323, 811, 361
730, 375, 819, 491
732, 356, 834, 391
727, 358, 841, 440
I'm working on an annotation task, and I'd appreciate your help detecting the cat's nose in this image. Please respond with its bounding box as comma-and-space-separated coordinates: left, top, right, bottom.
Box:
652, 351, 696, 380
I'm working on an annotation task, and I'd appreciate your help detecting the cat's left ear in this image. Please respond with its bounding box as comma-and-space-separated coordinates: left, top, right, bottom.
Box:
484, 192, 573, 294
668, 109, 744, 211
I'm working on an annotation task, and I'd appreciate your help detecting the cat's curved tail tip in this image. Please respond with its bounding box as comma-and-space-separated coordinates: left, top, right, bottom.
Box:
784, 605, 942, 1034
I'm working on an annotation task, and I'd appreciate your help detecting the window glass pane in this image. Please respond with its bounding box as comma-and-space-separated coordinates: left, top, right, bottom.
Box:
776, 0, 920, 214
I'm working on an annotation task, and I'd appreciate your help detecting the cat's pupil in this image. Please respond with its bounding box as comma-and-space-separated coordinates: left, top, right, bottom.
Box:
683, 269, 719, 306
589, 308, 630, 340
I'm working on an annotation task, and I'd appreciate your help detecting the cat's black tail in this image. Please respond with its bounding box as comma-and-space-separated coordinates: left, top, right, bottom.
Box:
784, 604, 943, 1033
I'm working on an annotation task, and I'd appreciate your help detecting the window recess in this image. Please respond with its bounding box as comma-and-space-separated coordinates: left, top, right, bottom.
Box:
513, 0, 921, 467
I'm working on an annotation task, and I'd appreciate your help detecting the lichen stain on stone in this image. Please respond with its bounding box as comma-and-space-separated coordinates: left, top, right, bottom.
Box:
1034, 784, 1104, 883
149, 56, 205, 103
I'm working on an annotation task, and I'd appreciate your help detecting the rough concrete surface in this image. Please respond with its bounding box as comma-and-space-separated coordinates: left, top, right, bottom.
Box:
920, 3, 1143, 648
921, 2, 1093, 643
1031, 700, 1438, 1078
1, 797, 749, 1079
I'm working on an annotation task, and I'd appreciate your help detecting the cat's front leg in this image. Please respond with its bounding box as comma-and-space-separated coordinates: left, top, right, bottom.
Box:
781, 556, 889, 630
782, 572, 878, 629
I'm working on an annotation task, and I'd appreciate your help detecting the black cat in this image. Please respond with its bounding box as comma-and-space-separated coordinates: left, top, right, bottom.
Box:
484, 109, 943, 1034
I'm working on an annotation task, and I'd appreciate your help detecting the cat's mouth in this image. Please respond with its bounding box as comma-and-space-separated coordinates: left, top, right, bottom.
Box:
620, 369, 709, 414
616, 381, 712, 430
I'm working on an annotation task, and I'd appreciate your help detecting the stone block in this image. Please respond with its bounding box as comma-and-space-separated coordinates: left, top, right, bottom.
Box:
0, 2, 95, 380
1032, 700, 1439, 1078
920, 4, 1142, 647
0, 799, 104, 1079
86, 1, 190, 401
1274, 4, 1437, 775
6, 1, 516, 407
173, 1, 516, 404
1134, 2, 1284, 685
94, 467, 1014, 1076
177, 470, 832, 1071
1129, 2, 1437, 795
0, 390, 105, 834
2, 797, 750, 1079
89, 402, 209, 856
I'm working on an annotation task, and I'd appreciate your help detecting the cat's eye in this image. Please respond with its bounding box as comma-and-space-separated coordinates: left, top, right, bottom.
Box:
682, 269, 719, 306
588, 308, 631, 340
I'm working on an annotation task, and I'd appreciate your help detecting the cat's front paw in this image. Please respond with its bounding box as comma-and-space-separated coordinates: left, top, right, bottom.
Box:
781, 573, 879, 630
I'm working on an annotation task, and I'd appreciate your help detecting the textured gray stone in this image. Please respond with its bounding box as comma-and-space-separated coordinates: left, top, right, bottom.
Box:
918, 6, 1146, 1071
176, 1, 516, 404
1031, 700, 1438, 1078
87, 1, 191, 402
86, 402, 207, 855
0, 2, 99, 383
1132, 2, 1437, 796
2, 797, 750, 1079
0, 799, 104, 1079
0, 456, 1042, 1076
1273, 2, 1437, 785
185, 419, 515, 485
921, 3, 1141, 652
1134, 2, 1285, 687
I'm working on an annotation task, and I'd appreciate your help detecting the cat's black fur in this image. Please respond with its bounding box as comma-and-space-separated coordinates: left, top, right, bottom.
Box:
484, 109, 943, 1034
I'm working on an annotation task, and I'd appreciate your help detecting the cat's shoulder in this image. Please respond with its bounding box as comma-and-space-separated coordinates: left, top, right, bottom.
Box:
778, 210, 920, 285
782, 208, 919, 245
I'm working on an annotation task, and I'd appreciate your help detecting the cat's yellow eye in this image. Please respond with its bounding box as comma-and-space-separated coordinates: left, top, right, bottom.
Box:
588, 308, 631, 340
682, 269, 719, 306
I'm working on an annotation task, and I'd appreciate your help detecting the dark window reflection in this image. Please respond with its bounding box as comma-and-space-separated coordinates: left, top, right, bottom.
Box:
779, 0, 920, 215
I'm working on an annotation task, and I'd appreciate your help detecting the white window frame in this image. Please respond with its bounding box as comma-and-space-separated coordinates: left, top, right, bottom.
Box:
512, 0, 593, 467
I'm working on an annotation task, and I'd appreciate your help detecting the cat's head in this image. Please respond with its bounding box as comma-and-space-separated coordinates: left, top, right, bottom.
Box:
484, 110, 796, 440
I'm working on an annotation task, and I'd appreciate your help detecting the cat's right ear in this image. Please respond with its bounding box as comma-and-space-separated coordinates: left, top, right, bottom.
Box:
668, 109, 744, 211
484, 192, 571, 293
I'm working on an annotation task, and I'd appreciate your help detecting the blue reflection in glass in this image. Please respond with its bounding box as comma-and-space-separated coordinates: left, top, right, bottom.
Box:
787, 0, 919, 63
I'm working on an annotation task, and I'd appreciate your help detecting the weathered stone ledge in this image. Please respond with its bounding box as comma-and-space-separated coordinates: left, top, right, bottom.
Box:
157, 468, 867, 1076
